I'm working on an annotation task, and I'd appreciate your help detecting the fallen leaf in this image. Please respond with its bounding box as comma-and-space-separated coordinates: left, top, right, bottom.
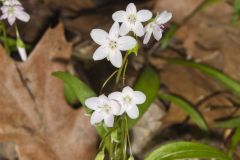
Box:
0, 24, 97, 160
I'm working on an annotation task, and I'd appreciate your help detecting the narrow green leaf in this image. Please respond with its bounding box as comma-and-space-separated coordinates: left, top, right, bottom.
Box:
127, 66, 160, 128
95, 150, 105, 160
52, 72, 106, 137
159, 93, 208, 131
164, 58, 240, 97
160, 24, 179, 49
228, 128, 240, 157
145, 141, 231, 160
214, 117, 240, 128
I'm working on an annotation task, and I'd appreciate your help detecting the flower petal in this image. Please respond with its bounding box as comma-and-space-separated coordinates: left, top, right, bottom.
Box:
93, 46, 109, 61
104, 114, 114, 127
90, 110, 104, 125
126, 3, 137, 14
109, 22, 119, 39
85, 97, 99, 110
8, 15, 16, 26
122, 86, 134, 95
109, 92, 122, 101
126, 104, 139, 119
137, 10, 152, 22
118, 36, 137, 51
109, 49, 122, 68
119, 22, 130, 36
17, 47, 27, 61
110, 100, 121, 115
143, 31, 152, 44
99, 94, 109, 104
90, 29, 108, 45
133, 22, 144, 37
153, 27, 163, 41
156, 11, 172, 24
133, 91, 146, 104
15, 9, 30, 22
112, 10, 126, 22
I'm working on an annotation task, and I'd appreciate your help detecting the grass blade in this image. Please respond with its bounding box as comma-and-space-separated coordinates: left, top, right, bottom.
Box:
214, 117, 240, 128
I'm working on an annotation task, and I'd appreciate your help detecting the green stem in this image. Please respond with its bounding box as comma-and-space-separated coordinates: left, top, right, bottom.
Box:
116, 53, 129, 85
0, 22, 10, 54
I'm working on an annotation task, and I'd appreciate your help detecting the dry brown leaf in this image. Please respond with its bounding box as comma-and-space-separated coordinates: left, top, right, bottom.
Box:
0, 23, 97, 160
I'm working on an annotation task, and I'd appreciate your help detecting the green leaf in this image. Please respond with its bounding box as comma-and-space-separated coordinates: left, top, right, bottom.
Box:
214, 117, 240, 128
127, 44, 139, 56
52, 72, 106, 137
145, 141, 231, 160
164, 58, 240, 97
159, 93, 208, 131
228, 128, 240, 157
64, 83, 78, 105
95, 150, 105, 160
231, 0, 240, 26
127, 66, 160, 128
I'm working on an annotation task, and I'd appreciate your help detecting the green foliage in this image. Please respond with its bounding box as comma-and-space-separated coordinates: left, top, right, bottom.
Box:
127, 66, 160, 128
165, 58, 240, 97
214, 117, 240, 128
64, 83, 78, 105
228, 128, 240, 157
95, 150, 105, 160
231, 0, 240, 26
160, 24, 179, 49
52, 72, 106, 137
159, 93, 208, 131
145, 141, 231, 160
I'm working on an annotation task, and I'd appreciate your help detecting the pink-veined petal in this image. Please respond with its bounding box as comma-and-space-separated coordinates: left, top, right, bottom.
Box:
112, 10, 126, 22
90, 29, 108, 45
133, 91, 146, 104
126, 104, 139, 119
143, 31, 152, 44
137, 10, 152, 22
93, 46, 109, 61
90, 110, 104, 125
109, 22, 119, 39
110, 100, 121, 115
104, 114, 114, 127
0, 13, 8, 20
118, 36, 137, 51
156, 11, 172, 24
85, 97, 99, 110
153, 27, 163, 41
126, 3, 137, 14
119, 22, 130, 36
133, 22, 144, 37
109, 49, 122, 68
8, 15, 16, 25
15, 9, 30, 22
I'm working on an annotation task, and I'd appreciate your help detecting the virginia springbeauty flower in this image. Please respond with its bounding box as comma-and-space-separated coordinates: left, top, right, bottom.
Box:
0, 0, 30, 25
112, 3, 152, 37
90, 22, 137, 68
143, 11, 172, 44
85, 94, 121, 127
109, 86, 146, 119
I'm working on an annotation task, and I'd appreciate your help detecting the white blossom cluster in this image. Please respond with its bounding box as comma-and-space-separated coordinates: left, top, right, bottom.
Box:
0, 0, 30, 61
0, 0, 30, 25
91, 3, 172, 68
85, 86, 146, 127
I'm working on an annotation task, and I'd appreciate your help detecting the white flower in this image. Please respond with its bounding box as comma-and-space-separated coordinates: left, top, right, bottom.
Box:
0, 0, 30, 26
17, 46, 27, 61
90, 22, 137, 68
85, 94, 121, 127
112, 3, 152, 37
143, 11, 172, 44
109, 86, 146, 119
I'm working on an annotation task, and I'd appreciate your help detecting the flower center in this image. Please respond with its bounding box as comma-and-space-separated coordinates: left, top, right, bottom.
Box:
123, 95, 132, 105
127, 14, 137, 24
7, 7, 14, 15
108, 40, 118, 50
102, 103, 111, 113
